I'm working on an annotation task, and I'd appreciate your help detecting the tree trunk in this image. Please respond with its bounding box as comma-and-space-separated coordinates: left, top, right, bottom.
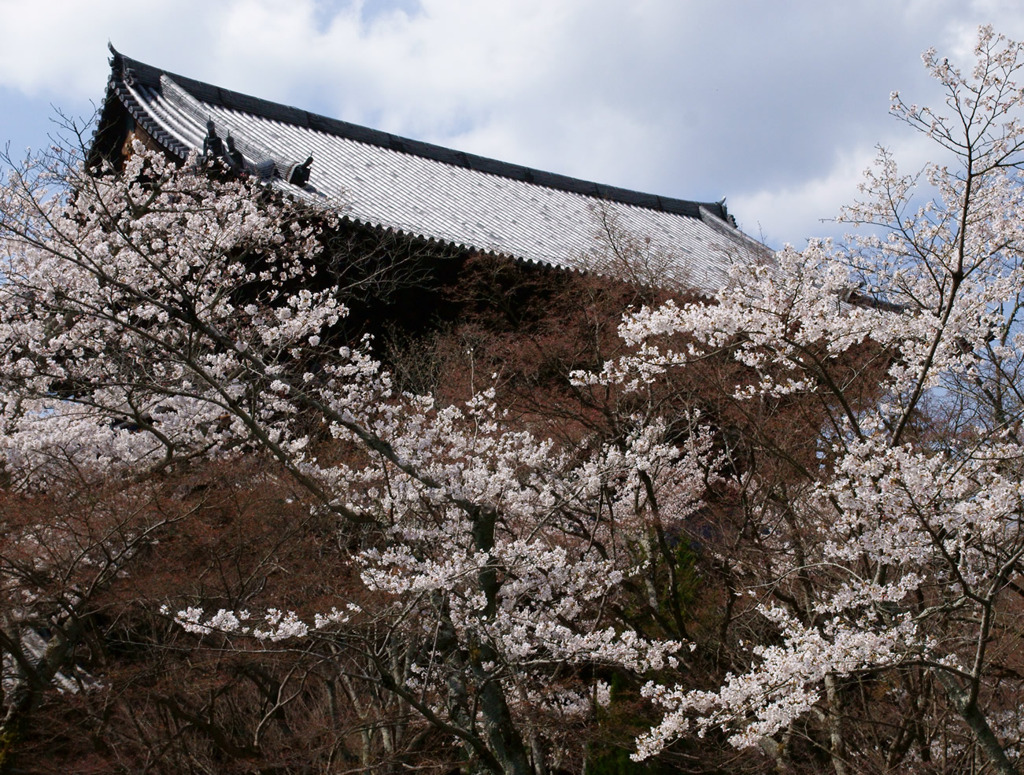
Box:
824, 674, 850, 775
935, 669, 1019, 775
0, 684, 34, 775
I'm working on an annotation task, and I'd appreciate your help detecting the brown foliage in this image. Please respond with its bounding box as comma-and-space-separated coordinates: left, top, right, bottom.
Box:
0, 239, 903, 774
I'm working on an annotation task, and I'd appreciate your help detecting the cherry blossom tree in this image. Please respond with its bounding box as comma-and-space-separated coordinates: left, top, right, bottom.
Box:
588, 25, 1024, 775
0, 132, 711, 774
7, 25, 1024, 775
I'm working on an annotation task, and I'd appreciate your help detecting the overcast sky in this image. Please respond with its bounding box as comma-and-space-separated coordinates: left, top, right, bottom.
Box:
2, 0, 1024, 248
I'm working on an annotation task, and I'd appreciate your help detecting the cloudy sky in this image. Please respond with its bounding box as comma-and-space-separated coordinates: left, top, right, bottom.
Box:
2, 0, 1024, 248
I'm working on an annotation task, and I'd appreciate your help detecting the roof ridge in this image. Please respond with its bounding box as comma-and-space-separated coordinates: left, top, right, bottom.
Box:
107, 46, 734, 225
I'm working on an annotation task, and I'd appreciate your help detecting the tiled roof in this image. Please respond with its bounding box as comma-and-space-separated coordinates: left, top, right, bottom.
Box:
96, 48, 769, 293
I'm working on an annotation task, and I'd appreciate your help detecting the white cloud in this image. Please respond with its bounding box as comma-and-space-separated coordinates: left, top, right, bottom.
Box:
0, 0, 209, 97
732, 133, 943, 249
2, 0, 1024, 244
731, 145, 877, 249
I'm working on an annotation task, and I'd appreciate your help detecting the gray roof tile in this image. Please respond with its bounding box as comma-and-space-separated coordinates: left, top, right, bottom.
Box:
100, 48, 770, 292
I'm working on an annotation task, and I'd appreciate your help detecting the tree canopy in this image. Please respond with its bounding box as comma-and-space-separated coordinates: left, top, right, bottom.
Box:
2, 24, 1024, 775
